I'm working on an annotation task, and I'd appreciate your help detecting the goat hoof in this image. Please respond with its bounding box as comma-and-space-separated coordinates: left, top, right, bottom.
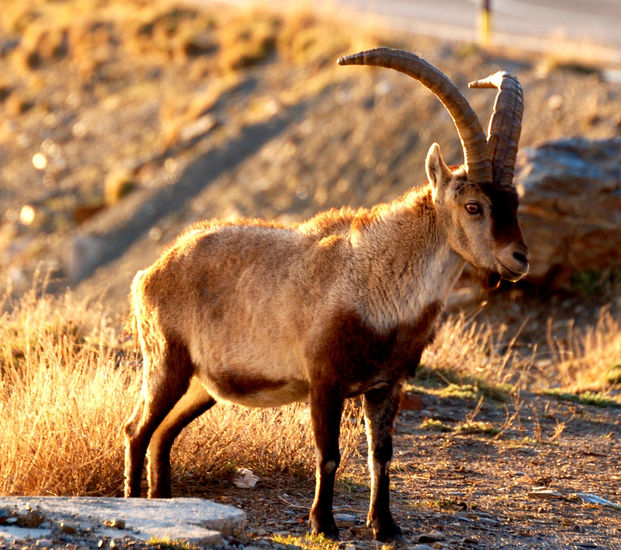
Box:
373, 521, 403, 543
309, 520, 339, 541
389, 534, 408, 547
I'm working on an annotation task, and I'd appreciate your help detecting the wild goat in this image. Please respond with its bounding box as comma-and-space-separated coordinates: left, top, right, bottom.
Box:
124, 48, 529, 542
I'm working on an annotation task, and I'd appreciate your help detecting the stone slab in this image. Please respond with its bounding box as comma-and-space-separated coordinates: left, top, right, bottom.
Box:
0, 497, 246, 545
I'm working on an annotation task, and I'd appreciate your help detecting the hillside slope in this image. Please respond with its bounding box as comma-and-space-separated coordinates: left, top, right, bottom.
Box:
1, 0, 620, 309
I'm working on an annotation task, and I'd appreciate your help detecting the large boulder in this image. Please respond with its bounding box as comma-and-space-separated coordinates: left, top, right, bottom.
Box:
515, 137, 621, 289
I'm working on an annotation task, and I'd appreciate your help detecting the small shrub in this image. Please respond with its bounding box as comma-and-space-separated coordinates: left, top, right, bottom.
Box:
420, 418, 451, 432
217, 13, 278, 72
454, 421, 500, 436
437, 383, 480, 401
606, 364, 621, 385
571, 270, 603, 295
542, 389, 619, 408
104, 170, 137, 206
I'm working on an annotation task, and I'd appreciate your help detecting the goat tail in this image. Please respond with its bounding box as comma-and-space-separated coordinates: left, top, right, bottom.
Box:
124, 269, 147, 348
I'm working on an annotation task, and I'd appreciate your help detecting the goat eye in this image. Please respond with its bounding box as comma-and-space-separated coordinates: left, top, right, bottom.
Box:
464, 202, 481, 215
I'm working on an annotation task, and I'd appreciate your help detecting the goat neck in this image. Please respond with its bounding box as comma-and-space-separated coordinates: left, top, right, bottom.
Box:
349, 186, 464, 332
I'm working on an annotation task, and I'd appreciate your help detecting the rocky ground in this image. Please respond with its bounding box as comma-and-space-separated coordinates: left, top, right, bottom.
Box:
2, 389, 618, 550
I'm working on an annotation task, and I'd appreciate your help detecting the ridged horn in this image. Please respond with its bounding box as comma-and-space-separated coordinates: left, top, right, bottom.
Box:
337, 48, 492, 184
468, 72, 523, 188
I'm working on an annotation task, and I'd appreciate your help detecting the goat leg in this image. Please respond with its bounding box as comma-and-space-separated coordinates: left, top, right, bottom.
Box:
308, 383, 344, 539
147, 377, 216, 497
363, 381, 404, 542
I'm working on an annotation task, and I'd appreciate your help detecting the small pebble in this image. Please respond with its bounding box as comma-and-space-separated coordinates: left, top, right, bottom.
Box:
60, 521, 78, 534
334, 512, 357, 526
104, 518, 126, 529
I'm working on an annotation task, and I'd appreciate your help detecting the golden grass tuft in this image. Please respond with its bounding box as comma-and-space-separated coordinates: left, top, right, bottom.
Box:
173, 400, 363, 484
421, 313, 529, 392
548, 309, 621, 396
0, 286, 135, 496
104, 169, 138, 206
0, 286, 364, 496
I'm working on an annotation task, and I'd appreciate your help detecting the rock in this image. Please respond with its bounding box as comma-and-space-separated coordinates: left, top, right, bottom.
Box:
526, 488, 564, 500
572, 492, 621, 509
16, 511, 46, 528
0, 496, 245, 545
103, 519, 125, 529
399, 391, 424, 411
179, 114, 219, 144
66, 235, 109, 283
417, 531, 445, 543
333, 513, 356, 526
515, 137, 621, 288
59, 521, 78, 534
234, 468, 259, 488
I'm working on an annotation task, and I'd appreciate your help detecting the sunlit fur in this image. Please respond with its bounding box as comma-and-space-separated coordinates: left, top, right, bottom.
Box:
124, 142, 528, 542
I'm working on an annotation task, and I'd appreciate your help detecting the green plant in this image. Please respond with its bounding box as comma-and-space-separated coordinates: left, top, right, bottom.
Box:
420, 418, 451, 432
454, 421, 500, 436
272, 533, 340, 550
542, 389, 619, 408
570, 270, 603, 295
606, 363, 621, 385
146, 537, 198, 550
437, 383, 480, 401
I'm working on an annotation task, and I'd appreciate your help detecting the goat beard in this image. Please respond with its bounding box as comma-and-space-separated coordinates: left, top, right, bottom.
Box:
474, 269, 503, 290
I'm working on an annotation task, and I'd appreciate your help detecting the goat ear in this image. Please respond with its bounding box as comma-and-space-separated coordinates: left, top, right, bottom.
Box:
425, 143, 452, 192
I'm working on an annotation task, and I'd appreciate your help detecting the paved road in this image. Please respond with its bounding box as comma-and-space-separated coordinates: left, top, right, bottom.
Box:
206, 0, 621, 64
336, 0, 621, 62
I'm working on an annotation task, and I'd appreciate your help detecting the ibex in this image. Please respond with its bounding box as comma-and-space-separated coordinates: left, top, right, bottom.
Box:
124, 48, 528, 543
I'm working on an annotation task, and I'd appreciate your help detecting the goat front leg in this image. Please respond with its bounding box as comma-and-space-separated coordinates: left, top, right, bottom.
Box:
309, 384, 344, 539
363, 381, 404, 542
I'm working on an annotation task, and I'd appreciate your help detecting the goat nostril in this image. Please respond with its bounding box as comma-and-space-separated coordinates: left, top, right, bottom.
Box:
513, 252, 528, 265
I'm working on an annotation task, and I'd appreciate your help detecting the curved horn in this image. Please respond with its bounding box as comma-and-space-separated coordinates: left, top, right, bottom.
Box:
468, 72, 523, 188
338, 48, 491, 184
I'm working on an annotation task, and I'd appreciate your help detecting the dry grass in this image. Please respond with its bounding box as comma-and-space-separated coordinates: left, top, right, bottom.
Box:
173, 400, 363, 487
0, 283, 135, 496
547, 308, 621, 395
419, 313, 531, 402
0, 285, 364, 496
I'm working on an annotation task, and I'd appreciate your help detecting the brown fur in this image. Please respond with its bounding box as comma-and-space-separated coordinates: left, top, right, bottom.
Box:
124, 92, 529, 544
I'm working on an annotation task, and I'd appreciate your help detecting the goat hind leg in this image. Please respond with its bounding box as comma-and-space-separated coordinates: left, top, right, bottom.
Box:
124, 393, 146, 497
147, 377, 215, 497
124, 343, 193, 498
363, 381, 404, 542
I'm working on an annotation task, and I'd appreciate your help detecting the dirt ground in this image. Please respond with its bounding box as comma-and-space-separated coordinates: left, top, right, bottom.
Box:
181, 381, 619, 550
